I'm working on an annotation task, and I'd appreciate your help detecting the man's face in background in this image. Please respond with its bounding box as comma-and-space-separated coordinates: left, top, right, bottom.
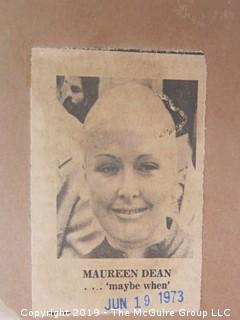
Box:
58, 76, 85, 114
57, 76, 99, 123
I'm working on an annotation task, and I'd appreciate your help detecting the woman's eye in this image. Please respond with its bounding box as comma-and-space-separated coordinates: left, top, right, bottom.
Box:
95, 164, 120, 176
137, 162, 160, 173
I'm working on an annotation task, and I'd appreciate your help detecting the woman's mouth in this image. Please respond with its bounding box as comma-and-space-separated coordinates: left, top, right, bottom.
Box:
111, 207, 150, 220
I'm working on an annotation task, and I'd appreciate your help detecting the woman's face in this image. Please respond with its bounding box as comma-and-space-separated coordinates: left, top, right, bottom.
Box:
84, 129, 178, 248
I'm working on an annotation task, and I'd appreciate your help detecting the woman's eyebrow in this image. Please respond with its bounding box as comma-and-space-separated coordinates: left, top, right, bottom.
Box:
136, 154, 153, 160
95, 154, 119, 160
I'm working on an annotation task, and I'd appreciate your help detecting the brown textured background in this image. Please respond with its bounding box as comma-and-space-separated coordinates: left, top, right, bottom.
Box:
0, 1, 239, 319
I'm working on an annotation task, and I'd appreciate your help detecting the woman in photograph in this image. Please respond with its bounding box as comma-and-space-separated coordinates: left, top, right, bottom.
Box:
57, 82, 194, 259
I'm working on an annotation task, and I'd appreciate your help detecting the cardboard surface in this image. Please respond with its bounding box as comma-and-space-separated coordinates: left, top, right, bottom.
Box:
0, 0, 239, 318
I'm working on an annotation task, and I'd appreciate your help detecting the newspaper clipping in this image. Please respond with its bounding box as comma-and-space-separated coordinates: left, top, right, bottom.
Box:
31, 48, 206, 315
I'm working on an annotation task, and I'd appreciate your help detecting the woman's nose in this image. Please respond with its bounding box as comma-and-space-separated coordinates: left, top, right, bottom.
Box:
117, 170, 140, 200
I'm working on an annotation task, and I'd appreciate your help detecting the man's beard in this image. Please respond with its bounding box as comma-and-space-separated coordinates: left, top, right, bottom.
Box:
63, 96, 88, 123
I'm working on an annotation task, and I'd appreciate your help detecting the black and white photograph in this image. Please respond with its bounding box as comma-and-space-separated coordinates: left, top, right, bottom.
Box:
56, 76, 198, 259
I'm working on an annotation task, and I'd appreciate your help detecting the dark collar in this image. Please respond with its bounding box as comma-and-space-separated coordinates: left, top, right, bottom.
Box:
83, 220, 191, 258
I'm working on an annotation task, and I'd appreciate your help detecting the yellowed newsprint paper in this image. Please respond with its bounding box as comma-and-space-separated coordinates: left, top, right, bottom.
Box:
31, 48, 206, 316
